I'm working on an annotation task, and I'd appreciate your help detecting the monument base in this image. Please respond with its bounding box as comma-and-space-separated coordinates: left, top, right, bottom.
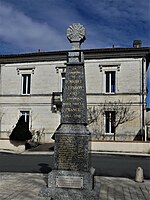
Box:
39, 168, 100, 200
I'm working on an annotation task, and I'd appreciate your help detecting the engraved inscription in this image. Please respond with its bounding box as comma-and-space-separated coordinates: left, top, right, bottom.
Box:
56, 176, 83, 189
61, 64, 87, 124
55, 135, 89, 171
57, 135, 76, 170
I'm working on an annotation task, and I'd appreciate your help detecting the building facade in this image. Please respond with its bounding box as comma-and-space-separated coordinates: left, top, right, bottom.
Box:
0, 45, 150, 142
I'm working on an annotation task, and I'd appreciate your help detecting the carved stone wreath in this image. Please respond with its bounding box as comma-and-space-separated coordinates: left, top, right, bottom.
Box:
67, 23, 86, 43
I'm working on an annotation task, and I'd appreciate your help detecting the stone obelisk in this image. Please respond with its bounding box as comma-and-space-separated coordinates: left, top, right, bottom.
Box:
54, 23, 90, 173
40, 23, 99, 200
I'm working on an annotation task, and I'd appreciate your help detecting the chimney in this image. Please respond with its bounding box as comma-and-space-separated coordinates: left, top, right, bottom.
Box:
133, 40, 142, 48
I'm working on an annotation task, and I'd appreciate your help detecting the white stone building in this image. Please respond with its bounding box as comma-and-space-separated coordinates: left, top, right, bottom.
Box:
0, 43, 150, 142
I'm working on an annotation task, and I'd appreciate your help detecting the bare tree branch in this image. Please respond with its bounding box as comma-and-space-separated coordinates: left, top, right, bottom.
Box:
87, 105, 102, 125
110, 101, 136, 128
0, 111, 4, 121
87, 100, 137, 133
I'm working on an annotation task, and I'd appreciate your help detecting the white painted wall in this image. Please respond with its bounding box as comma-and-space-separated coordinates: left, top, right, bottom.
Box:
90, 141, 150, 154
0, 57, 146, 142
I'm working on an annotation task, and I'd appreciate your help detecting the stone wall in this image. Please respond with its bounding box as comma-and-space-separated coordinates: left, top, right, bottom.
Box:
90, 141, 150, 154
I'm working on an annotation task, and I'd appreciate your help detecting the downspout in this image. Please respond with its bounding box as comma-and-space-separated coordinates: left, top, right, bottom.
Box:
141, 58, 145, 141
0, 64, 1, 138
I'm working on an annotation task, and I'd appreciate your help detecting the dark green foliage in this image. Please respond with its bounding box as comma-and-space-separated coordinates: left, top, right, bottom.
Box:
9, 116, 32, 141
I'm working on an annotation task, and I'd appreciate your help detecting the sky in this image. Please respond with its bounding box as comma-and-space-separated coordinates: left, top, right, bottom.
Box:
0, 0, 150, 106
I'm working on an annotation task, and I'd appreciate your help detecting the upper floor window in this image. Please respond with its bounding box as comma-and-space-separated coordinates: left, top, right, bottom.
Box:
105, 111, 115, 134
99, 64, 120, 94
16, 67, 35, 95
22, 74, 31, 95
105, 71, 116, 93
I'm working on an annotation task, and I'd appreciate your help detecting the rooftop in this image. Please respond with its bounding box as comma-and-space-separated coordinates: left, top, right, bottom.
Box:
0, 46, 150, 64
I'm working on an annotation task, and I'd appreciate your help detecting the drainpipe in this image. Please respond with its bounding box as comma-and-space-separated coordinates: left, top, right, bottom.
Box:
145, 125, 147, 142
141, 58, 145, 141
0, 64, 1, 138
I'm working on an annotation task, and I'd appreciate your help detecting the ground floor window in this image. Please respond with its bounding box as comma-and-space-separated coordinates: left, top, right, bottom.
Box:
20, 111, 30, 128
105, 111, 115, 134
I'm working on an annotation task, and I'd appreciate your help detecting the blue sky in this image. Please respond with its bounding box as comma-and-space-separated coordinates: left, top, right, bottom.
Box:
0, 0, 150, 106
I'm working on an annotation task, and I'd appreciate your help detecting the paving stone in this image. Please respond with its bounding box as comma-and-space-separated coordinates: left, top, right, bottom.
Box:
136, 186, 146, 200
107, 187, 115, 200
123, 187, 132, 200
139, 185, 150, 200
130, 186, 139, 200
115, 185, 125, 200
99, 184, 108, 200
0, 173, 150, 200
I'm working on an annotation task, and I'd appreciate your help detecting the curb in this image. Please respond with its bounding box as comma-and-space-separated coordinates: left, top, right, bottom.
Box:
91, 151, 150, 157
21, 151, 54, 155
1, 149, 150, 157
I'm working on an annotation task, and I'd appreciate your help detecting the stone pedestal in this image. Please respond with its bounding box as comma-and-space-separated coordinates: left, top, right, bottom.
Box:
39, 168, 100, 200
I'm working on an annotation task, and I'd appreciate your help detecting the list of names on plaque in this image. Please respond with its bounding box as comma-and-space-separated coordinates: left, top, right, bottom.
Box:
55, 134, 89, 171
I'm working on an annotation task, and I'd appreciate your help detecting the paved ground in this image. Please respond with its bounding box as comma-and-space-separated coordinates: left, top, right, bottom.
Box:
0, 173, 149, 200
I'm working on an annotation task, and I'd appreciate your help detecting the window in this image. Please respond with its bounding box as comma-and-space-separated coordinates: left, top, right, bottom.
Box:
20, 111, 30, 128
22, 74, 31, 95
105, 111, 115, 134
61, 72, 66, 93
105, 71, 115, 93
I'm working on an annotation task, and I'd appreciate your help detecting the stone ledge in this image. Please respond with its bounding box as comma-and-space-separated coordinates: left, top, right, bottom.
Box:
0, 139, 25, 153
90, 141, 150, 154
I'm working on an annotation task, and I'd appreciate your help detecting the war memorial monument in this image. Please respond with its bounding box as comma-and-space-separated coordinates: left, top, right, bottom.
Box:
40, 23, 99, 200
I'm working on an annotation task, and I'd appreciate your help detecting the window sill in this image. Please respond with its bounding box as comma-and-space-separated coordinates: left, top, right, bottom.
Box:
104, 92, 116, 95
105, 133, 114, 135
